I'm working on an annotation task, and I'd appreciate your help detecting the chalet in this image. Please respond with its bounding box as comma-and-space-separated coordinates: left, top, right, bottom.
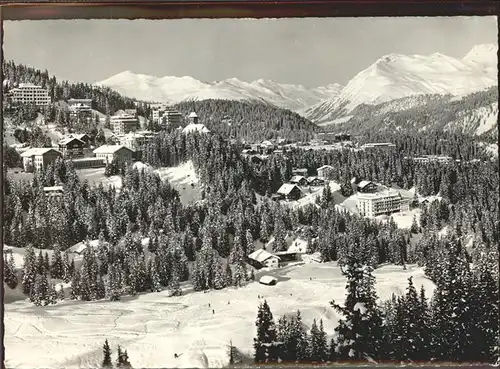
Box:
292, 168, 308, 177
248, 249, 281, 269
289, 175, 308, 186
43, 186, 64, 199
274, 251, 298, 262
68, 99, 93, 118
307, 176, 325, 186
317, 165, 334, 179
67, 133, 91, 147
277, 183, 303, 201
58, 137, 85, 158
357, 180, 378, 193
271, 194, 284, 202
93, 145, 134, 165
21, 148, 62, 172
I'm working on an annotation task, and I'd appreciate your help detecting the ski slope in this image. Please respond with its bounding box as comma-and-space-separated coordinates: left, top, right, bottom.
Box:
4, 261, 435, 369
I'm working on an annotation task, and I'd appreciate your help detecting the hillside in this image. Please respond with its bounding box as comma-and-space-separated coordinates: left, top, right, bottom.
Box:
97, 71, 342, 112
324, 86, 498, 136
172, 99, 319, 142
305, 43, 497, 124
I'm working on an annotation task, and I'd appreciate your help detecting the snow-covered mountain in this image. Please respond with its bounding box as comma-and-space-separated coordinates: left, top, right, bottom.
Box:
305, 43, 498, 125
96, 72, 342, 112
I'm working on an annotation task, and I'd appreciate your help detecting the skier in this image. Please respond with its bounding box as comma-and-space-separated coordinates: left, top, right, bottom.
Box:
228, 301, 230, 305
212, 309, 215, 314
174, 353, 178, 359
209, 303, 211, 307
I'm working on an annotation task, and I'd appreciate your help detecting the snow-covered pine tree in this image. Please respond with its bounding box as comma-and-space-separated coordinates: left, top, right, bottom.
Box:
50, 244, 64, 280
253, 300, 280, 363
4, 253, 18, 289
168, 265, 182, 296
213, 261, 226, 290
149, 259, 162, 292
22, 244, 37, 294
330, 257, 385, 362
43, 252, 50, 275
102, 339, 112, 368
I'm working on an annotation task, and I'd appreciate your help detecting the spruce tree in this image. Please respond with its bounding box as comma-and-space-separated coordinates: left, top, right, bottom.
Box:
22, 244, 37, 294
330, 257, 385, 362
51, 244, 64, 280
4, 253, 18, 289
254, 300, 280, 363
102, 339, 113, 368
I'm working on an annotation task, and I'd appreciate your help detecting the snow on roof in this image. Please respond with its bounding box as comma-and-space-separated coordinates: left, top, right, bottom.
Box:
188, 112, 198, 118
59, 137, 84, 146
182, 123, 210, 134
307, 176, 322, 183
69, 133, 90, 140
259, 275, 278, 285
43, 186, 64, 192
317, 165, 334, 170
67, 239, 108, 254
261, 140, 274, 146
357, 180, 374, 188
20, 148, 61, 157
290, 175, 306, 183
277, 183, 302, 196
248, 249, 280, 263
93, 145, 133, 154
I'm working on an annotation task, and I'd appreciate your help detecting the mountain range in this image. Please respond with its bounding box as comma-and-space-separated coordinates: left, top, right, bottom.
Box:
96, 43, 497, 127
96, 72, 342, 112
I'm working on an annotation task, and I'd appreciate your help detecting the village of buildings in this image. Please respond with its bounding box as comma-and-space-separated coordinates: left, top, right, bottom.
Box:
7, 82, 443, 267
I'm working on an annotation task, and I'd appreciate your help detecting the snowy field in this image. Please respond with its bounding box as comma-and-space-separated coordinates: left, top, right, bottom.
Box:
4, 262, 435, 369
76, 168, 122, 189
134, 161, 201, 205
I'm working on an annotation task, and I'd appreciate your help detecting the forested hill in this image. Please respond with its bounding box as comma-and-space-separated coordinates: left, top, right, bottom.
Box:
173, 99, 319, 142
325, 86, 498, 138
2, 60, 148, 115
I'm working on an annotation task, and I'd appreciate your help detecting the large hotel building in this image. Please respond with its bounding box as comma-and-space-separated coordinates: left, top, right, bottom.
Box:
356, 189, 409, 218
10, 83, 51, 107
111, 113, 139, 135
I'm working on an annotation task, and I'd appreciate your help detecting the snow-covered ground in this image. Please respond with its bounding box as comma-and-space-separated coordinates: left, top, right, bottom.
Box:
76, 168, 122, 190
134, 161, 201, 205
4, 261, 435, 369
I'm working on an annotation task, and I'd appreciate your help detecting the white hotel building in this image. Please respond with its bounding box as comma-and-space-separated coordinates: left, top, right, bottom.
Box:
356, 189, 408, 218
10, 83, 51, 107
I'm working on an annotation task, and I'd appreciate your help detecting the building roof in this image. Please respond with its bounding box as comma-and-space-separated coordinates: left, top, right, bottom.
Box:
357, 189, 401, 200
20, 148, 61, 157
307, 176, 323, 183
261, 140, 274, 146
188, 112, 198, 118
248, 249, 281, 263
277, 183, 301, 196
43, 186, 64, 192
93, 145, 134, 154
357, 180, 375, 189
290, 175, 306, 183
317, 165, 334, 171
259, 275, 278, 285
69, 133, 90, 140
59, 137, 85, 146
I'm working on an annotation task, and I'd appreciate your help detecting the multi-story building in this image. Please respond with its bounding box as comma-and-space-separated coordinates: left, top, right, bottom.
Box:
20, 148, 62, 172
93, 145, 134, 165
188, 111, 199, 124
10, 83, 51, 107
161, 109, 183, 128
356, 189, 403, 218
111, 113, 138, 135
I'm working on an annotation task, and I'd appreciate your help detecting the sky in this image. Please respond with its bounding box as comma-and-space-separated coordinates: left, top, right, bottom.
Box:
2, 16, 497, 88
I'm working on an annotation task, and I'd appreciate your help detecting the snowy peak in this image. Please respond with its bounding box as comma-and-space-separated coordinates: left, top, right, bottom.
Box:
96, 71, 343, 112
306, 45, 498, 125
463, 43, 498, 67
